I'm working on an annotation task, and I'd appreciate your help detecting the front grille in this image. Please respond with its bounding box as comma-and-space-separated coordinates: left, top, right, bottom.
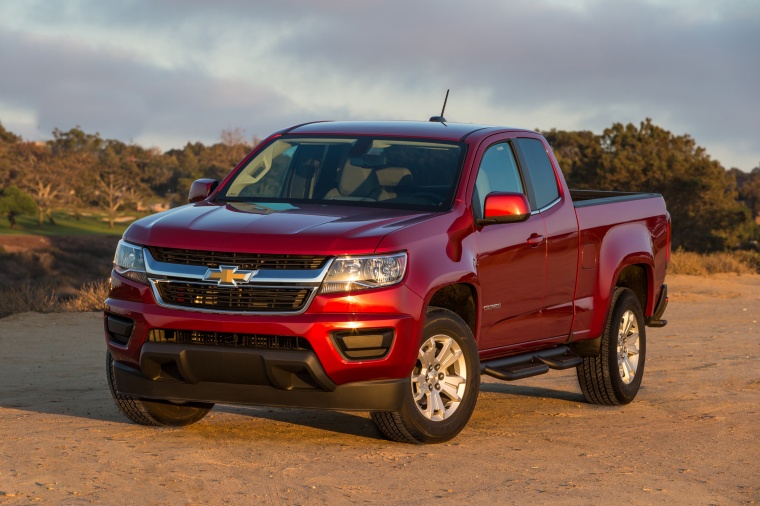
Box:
149, 247, 327, 270
149, 329, 311, 350
156, 282, 312, 312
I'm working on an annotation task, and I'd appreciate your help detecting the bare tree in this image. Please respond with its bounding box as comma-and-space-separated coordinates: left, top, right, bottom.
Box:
16, 143, 83, 226
91, 147, 148, 229
221, 127, 247, 147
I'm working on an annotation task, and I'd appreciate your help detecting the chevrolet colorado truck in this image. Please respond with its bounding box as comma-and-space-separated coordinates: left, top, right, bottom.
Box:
105, 120, 669, 444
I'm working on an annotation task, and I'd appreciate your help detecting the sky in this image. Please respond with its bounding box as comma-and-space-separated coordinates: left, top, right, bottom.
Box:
0, 0, 758, 171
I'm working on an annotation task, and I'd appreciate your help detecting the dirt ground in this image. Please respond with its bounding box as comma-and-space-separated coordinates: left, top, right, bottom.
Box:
1, 274, 759, 505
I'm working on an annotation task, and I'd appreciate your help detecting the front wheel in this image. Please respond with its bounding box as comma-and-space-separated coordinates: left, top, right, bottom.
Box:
577, 287, 646, 405
106, 351, 213, 426
371, 307, 480, 444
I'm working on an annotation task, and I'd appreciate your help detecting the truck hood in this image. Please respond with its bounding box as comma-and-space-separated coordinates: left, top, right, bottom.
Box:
124, 201, 438, 255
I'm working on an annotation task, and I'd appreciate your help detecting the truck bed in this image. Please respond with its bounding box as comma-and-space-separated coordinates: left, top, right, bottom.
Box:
571, 190, 669, 342
570, 189, 663, 208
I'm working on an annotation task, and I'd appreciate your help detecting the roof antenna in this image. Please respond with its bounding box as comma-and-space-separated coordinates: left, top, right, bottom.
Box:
429, 89, 449, 123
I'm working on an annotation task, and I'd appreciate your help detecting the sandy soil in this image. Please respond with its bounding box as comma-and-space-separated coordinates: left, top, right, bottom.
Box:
1, 274, 759, 504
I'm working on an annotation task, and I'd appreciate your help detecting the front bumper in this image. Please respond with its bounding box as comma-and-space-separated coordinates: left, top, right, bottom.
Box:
113, 343, 407, 411
105, 271, 424, 409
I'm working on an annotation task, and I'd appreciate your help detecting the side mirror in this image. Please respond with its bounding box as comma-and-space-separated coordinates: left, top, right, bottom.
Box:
478, 192, 531, 226
188, 179, 219, 203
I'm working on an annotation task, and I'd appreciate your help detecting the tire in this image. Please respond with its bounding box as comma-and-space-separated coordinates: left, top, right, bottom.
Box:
577, 287, 646, 405
371, 307, 480, 444
106, 351, 213, 426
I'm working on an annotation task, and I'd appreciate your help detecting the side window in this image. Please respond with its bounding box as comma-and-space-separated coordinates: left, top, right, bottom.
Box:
515, 138, 559, 210
473, 142, 524, 219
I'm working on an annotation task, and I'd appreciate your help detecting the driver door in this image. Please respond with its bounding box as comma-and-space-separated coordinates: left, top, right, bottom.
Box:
474, 138, 547, 351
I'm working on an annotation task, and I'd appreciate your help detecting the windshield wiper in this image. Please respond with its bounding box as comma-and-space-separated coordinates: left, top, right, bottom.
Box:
224, 201, 274, 215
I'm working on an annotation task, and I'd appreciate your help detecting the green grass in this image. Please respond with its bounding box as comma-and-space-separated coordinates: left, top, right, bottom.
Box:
0, 211, 142, 236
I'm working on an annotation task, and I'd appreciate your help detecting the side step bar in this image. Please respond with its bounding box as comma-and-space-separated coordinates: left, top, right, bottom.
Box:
481, 345, 583, 382
483, 362, 549, 381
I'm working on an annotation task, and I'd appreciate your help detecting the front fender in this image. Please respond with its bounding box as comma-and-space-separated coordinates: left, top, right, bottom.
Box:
375, 203, 480, 331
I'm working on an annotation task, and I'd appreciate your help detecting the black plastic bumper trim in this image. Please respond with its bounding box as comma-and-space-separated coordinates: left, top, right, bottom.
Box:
647, 283, 668, 328
137, 342, 336, 391
112, 361, 407, 411
105, 314, 134, 346
331, 328, 394, 360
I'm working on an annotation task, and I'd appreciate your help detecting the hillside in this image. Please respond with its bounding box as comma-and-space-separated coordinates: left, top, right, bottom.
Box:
0, 235, 118, 296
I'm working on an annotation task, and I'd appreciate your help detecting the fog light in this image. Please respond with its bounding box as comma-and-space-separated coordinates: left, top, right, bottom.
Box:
331, 329, 394, 360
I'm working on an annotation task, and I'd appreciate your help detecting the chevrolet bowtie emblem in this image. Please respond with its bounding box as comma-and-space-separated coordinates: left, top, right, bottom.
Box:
204, 265, 256, 286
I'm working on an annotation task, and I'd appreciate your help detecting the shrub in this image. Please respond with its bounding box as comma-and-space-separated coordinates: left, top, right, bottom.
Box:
0, 278, 109, 318
669, 248, 760, 275
0, 281, 61, 318
63, 279, 109, 312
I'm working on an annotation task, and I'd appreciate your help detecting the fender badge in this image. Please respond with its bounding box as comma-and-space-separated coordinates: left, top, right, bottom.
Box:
483, 303, 501, 311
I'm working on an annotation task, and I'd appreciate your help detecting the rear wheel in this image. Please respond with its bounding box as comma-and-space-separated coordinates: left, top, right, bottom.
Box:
106, 351, 213, 426
577, 288, 646, 405
371, 307, 480, 444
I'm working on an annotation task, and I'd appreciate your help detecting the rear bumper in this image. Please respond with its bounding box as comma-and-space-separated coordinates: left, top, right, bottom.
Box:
113, 343, 407, 411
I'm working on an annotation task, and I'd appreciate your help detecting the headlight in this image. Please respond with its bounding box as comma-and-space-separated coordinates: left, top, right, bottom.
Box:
113, 240, 148, 284
320, 253, 407, 294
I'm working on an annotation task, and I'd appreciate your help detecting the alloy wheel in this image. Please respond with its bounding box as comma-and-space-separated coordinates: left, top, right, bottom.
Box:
411, 334, 468, 421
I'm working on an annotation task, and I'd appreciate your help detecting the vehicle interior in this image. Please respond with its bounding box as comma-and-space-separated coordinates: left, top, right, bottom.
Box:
222, 137, 464, 209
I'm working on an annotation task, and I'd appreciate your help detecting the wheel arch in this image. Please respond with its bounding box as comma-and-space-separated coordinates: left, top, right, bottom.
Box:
427, 283, 478, 339
583, 222, 655, 340
615, 264, 649, 315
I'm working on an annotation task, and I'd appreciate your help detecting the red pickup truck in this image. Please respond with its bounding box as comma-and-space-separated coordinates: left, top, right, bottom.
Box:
105, 120, 669, 444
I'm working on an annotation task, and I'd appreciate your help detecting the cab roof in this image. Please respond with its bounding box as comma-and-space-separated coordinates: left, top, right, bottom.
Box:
282, 120, 535, 142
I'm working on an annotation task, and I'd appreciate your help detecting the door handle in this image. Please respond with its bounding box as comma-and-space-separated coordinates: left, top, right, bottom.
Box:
527, 234, 545, 248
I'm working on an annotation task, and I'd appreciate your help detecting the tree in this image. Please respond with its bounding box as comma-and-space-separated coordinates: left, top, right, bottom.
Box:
49, 126, 103, 154
13, 142, 83, 226
221, 127, 247, 147
544, 119, 753, 251
0, 122, 20, 145
541, 129, 602, 182
88, 145, 149, 228
0, 122, 21, 186
165, 140, 251, 206
731, 166, 760, 221
0, 185, 38, 228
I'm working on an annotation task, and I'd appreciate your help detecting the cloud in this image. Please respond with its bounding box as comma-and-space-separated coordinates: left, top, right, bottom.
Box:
0, 0, 758, 169
258, 0, 760, 167
271, 2, 759, 125
0, 26, 309, 147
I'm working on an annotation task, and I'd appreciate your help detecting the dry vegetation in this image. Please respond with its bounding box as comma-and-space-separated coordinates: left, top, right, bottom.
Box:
1, 246, 759, 319
0, 279, 109, 318
668, 248, 760, 275
0, 235, 118, 318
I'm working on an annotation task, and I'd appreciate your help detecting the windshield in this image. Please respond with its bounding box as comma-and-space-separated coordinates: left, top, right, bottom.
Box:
217, 136, 465, 211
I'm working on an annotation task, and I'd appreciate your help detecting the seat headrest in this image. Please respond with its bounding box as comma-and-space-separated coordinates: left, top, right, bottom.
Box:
376, 167, 412, 187
338, 161, 379, 198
